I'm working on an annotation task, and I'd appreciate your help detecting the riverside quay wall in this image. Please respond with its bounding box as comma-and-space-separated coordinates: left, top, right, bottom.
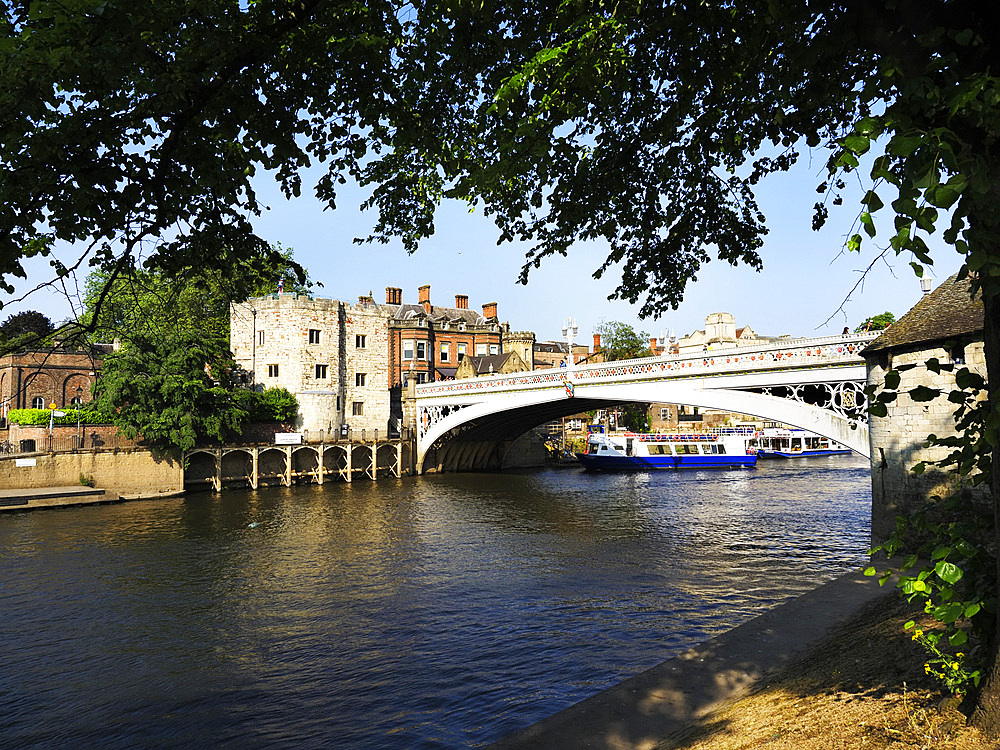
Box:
0, 448, 184, 500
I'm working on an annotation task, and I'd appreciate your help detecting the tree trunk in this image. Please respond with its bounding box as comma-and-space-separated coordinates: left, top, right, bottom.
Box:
970, 283, 1000, 734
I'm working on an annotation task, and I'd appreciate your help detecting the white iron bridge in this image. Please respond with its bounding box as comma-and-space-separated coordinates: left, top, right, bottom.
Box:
413, 332, 880, 473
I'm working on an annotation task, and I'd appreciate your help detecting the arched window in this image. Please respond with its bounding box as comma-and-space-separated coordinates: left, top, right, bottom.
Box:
31, 396, 45, 409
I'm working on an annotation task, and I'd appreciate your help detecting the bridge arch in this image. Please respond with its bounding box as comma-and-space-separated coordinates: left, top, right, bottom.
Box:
417, 382, 869, 473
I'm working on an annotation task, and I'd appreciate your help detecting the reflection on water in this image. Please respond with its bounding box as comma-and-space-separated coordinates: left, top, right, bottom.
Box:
0, 456, 871, 748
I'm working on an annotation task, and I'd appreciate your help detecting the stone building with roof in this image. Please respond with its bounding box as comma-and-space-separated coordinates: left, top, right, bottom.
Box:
230, 293, 393, 437
231, 286, 536, 438
454, 351, 530, 379
863, 273, 987, 543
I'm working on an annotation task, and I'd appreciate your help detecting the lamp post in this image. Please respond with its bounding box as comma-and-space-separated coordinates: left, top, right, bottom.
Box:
76, 385, 83, 448
561, 318, 579, 371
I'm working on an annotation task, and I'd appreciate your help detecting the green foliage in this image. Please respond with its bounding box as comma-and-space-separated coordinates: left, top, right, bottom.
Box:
233, 387, 299, 424
5, 406, 114, 426
78, 473, 96, 487
94, 330, 247, 455
866, 489, 995, 697
866, 357, 995, 697
855, 312, 896, 333
81, 245, 310, 344
594, 320, 652, 361
1, 310, 53, 338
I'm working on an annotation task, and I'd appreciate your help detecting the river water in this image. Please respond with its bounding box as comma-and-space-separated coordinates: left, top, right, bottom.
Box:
1, 455, 871, 749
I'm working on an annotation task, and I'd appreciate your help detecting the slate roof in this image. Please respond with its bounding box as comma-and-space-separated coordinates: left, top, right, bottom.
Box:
865, 273, 984, 354
384, 303, 488, 325
465, 353, 517, 374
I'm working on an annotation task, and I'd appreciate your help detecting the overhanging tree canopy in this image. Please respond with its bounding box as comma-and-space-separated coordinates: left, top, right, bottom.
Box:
3, 0, 999, 731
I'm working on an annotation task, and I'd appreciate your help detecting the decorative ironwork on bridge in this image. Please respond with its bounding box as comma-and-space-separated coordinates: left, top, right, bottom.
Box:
415, 331, 878, 442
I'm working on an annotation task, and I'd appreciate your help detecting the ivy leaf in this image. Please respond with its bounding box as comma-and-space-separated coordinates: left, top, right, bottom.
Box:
935, 560, 963, 585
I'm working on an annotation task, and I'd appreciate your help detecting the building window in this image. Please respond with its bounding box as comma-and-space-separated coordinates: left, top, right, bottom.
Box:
440, 343, 450, 362
475, 343, 487, 356
258, 330, 264, 345
308, 329, 321, 344
355, 372, 366, 387
31, 396, 45, 409
352, 401, 364, 416
457, 343, 466, 361
315, 364, 328, 379
416, 372, 427, 384
489, 344, 499, 355
403, 339, 414, 360
660, 408, 670, 421
416, 341, 427, 360
950, 344, 966, 364
356, 334, 367, 349
268, 364, 279, 377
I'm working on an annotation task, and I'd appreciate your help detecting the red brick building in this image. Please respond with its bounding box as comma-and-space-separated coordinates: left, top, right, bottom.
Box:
0, 345, 105, 424
384, 285, 510, 387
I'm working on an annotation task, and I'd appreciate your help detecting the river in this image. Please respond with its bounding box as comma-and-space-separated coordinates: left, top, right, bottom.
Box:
0, 455, 871, 749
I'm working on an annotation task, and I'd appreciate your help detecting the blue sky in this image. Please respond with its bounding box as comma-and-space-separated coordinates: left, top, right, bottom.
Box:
7, 154, 965, 346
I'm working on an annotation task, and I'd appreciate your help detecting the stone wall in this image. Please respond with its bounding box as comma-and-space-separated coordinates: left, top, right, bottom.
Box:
867, 340, 988, 543
0, 448, 184, 498
231, 294, 392, 434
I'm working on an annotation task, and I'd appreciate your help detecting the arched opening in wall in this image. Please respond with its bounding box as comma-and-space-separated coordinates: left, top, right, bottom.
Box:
63, 375, 91, 407
221, 449, 253, 487
258, 448, 288, 486
291, 447, 319, 483
184, 452, 217, 489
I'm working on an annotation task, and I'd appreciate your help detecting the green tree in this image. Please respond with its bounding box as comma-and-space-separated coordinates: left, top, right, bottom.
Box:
594, 320, 652, 361
594, 321, 652, 431
94, 329, 247, 455
855, 312, 897, 333
80, 245, 310, 344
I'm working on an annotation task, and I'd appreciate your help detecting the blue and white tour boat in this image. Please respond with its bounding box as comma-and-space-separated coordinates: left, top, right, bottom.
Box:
751, 427, 852, 458
576, 429, 757, 471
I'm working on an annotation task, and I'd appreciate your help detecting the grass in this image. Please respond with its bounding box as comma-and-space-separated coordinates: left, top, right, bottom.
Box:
656, 594, 993, 750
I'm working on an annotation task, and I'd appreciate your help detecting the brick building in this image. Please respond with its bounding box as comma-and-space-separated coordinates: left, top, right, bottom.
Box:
383, 285, 534, 386
864, 273, 987, 543
230, 293, 393, 436
1, 346, 104, 425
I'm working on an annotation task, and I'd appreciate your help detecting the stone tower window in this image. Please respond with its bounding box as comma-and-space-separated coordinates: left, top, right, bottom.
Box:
315, 364, 328, 379
356, 334, 367, 348
308, 329, 321, 344
355, 373, 367, 387
267, 364, 279, 377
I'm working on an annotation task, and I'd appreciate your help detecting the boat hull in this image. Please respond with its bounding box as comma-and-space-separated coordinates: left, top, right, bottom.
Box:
756, 449, 852, 458
575, 453, 756, 471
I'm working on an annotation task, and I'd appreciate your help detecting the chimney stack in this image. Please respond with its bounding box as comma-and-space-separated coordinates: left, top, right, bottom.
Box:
650, 337, 658, 353
418, 284, 432, 314
385, 287, 402, 305
455, 294, 469, 310
593, 334, 602, 351
482, 302, 498, 320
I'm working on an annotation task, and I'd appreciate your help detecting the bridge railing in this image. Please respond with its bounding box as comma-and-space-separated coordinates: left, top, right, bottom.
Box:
415, 331, 881, 399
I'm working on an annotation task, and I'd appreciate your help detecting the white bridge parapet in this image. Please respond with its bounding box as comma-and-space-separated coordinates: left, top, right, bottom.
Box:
418, 332, 879, 400
413, 332, 879, 471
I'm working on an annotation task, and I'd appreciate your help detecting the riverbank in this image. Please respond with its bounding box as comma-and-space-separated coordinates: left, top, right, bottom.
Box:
657, 592, 991, 750
490, 570, 992, 750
